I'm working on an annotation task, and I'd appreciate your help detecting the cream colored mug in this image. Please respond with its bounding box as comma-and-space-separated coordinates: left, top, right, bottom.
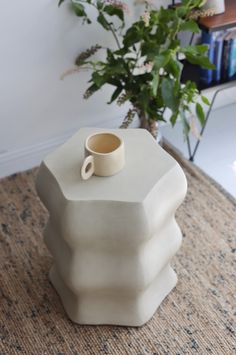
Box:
81, 132, 125, 180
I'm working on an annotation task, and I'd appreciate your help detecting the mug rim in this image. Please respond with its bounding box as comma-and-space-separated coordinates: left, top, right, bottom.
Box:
85, 132, 123, 156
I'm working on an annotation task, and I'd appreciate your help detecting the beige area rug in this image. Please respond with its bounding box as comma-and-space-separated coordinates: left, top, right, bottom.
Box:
0, 146, 236, 355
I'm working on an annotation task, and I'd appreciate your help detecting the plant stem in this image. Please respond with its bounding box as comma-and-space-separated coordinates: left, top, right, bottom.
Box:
132, 46, 141, 75
90, 1, 121, 49
136, 107, 158, 139
107, 22, 121, 49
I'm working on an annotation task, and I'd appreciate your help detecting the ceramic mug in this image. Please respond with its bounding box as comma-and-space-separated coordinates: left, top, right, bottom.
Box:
81, 132, 125, 180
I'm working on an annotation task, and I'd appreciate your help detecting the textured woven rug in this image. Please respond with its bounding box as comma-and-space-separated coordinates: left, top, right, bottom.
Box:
0, 145, 236, 355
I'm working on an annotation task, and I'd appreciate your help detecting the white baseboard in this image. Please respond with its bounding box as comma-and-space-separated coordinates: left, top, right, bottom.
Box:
0, 130, 76, 179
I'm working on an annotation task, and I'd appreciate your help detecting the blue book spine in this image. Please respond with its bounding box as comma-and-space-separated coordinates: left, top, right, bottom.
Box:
222, 38, 231, 80
200, 31, 215, 85
213, 35, 224, 82
228, 38, 236, 78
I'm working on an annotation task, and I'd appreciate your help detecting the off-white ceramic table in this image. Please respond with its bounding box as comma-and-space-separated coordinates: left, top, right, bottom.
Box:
36, 127, 187, 326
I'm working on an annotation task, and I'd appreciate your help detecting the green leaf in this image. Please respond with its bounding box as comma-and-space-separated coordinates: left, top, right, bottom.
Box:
155, 113, 166, 122
176, 6, 188, 18
184, 53, 215, 69
170, 112, 178, 126
92, 72, 106, 88
84, 83, 100, 98
154, 52, 171, 70
58, 0, 65, 6
141, 43, 160, 59
71, 2, 86, 17
123, 27, 140, 48
201, 95, 210, 106
194, 44, 210, 54
181, 44, 216, 69
147, 107, 166, 122
103, 5, 124, 22
181, 0, 205, 6
161, 78, 178, 111
196, 103, 205, 125
114, 47, 128, 56
97, 0, 103, 10
180, 20, 200, 33
166, 59, 183, 79
108, 87, 123, 104
151, 72, 159, 96
138, 87, 150, 112
106, 79, 121, 87
183, 44, 209, 55
180, 110, 190, 139
97, 13, 110, 30
181, 0, 189, 4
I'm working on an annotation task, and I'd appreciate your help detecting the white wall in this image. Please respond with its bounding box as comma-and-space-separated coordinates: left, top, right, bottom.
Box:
0, 0, 132, 176
0, 0, 235, 177
0, 0, 168, 147
1, 0, 163, 176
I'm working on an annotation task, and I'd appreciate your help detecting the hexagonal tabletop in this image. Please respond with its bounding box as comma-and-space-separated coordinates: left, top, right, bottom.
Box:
41, 127, 178, 203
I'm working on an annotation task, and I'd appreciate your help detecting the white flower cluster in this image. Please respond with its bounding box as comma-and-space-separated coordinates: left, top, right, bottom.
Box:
141, 11, 150, 27
133, 61, 153, 75
106, 0, 130, 14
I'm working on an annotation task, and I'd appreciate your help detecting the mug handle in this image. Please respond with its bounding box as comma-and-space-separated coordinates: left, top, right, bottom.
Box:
81, 155, 95, 180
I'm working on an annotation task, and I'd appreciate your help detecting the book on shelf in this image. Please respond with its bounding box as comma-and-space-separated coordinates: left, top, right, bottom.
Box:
228, 30, 236, 78
213, 32, 225, 82
200, 28, 236, 85
200, 31, 219, 85
222, 31, 233, 80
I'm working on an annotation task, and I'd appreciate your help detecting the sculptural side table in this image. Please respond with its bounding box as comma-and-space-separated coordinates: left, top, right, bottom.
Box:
36, 127, 187, 326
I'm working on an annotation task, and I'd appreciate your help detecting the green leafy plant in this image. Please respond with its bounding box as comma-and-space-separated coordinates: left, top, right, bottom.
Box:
59, 0, 214, 138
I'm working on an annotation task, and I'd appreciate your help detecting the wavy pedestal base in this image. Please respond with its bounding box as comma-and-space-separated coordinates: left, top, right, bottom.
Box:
36, 128, 187, 327
50, 263, 177, 327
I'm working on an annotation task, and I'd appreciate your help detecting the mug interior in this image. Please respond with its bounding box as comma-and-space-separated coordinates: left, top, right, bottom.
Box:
87, 133, 121, 154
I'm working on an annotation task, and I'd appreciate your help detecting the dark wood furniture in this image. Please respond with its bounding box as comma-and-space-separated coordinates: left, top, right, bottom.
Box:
199, 0, 236, 32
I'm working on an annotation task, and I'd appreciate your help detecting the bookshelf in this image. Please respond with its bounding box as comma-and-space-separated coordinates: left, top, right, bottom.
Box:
172, 0, 236, 90
171, 0, 236, 161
